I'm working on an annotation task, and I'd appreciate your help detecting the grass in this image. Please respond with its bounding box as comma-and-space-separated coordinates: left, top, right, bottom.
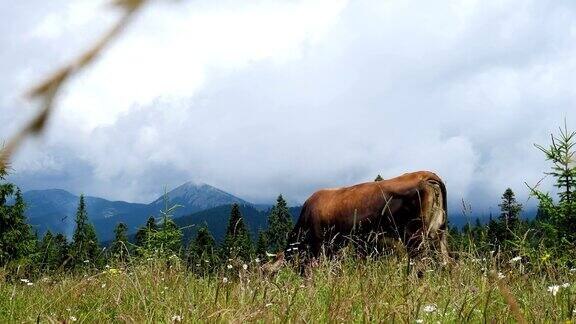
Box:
0, 253, 575, 323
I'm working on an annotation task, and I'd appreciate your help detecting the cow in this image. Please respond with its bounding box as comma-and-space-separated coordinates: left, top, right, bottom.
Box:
271, 171, 449, 269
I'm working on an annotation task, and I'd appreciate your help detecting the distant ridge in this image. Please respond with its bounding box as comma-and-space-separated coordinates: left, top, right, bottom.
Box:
22, 181, 258, 242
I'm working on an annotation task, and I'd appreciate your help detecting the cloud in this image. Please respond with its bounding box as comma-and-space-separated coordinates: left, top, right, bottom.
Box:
2, 0, 576, 216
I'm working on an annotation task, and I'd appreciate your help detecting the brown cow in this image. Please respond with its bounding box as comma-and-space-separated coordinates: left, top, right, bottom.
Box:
283, 170, 449, 263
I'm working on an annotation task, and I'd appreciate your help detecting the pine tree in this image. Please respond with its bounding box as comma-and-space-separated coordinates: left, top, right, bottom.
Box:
54, 233, 70, 269
221, 203, 252, 261
39, 231, 59, 271
266, 195, 293, 253
71, 195, 100, 267
111, 222, 129, 261
374, 174, 384, 181
498, 188, 522, 229
530, 121, 576, 250
0, 168, 37, 266
187, 224, 217, 273
135, 216, 157, 249
255, 230, 268, 258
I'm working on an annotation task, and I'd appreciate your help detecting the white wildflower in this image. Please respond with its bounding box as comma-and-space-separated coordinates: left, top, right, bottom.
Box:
509, 256, 521, 263
266, 252, 277, 257
83, 260, 89, 263
415, 320, 424, 324
548, 285, 560, 296
20, 279, 29, 283
561, 283, 570, 288
26, 282, 33, 286
105, 265, 110, 269
570, 268, 576, 273
497, 272, 505, 279
223, 277, 229, 284
255, 258, 261, 263
70, 316, 77, 322
171, 315, 182, 322
101, 283, 106, 288
227, 264, 233, 269
196, 264, 200, 267
243, 264, 248, 270
423, 304, 437, 313
265, 303, 273, 307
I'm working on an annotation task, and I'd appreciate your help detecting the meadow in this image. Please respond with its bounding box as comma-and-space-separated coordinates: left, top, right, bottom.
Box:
1, 250, 575, 323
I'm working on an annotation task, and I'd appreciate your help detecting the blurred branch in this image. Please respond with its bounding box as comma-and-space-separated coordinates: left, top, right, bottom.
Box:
0, 0, 146, 169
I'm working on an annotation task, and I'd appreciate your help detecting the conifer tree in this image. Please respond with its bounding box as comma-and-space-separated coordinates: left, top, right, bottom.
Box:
374, 174, 384, 181
71, 195, 100, 267
54, 233, 69, 268
0, 168, 37, 266
266, 195, 293, 253
187, 224, 217, 273
135, 216, 157, 249
498, 188, 522, 229
39, 231, 59, 271
221, 203, 252, 261
530, 121, 576, 249
255, 230, 268, 259
111, 222, 129, 261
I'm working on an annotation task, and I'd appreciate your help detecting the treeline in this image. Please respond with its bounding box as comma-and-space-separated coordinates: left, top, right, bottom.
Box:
0, 167, 295, 276
1, 122, 575, 276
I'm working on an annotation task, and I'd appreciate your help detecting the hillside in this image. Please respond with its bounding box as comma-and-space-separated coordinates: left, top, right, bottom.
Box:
22, 182, 259, 241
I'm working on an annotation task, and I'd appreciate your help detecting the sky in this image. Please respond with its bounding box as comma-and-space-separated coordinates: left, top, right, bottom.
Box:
1, 0, 576, 216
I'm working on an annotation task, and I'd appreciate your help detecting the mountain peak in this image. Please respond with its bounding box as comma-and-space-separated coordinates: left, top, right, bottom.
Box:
150, 181, 252, 214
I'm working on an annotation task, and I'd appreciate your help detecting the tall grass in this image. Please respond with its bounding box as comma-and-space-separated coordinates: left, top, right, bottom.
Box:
1, 251, 574, 323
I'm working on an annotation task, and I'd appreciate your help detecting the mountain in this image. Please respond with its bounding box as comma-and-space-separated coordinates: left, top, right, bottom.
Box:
22, 181, 258, 242
149, 181, 251, 217
23, 189, 149, 241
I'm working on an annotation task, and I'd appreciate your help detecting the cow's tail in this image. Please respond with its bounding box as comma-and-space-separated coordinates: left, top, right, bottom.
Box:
425, 174, 450, 263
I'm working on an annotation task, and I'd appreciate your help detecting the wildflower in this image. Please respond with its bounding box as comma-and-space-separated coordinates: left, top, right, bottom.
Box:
83, 260, 89, 263
20, 279, 29, 283
205, 260, 209, 263
548, 285, 560, 296
227, 264, 233, 269
497, 272, 505, 279
196, 264, 200, 267
265, 303, 273, 307
561, 283, 570, 288
570, 268, 576, 273
541, 253, 551, 262
509, 256, 521, 263
255, 258, 261, 263
26, 282, 33, 286
423, 304, 437, 313
171, 315, 182, 322
223, 277, 229, 284
415, 320, 424, 324
243, 264, 248, 270
101, 283, 106, 288
70, 316, 77, 322
266, 252, 277, 257
105, 265, 110, 269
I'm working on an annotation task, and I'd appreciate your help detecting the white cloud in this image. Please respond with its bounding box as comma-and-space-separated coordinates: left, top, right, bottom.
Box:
2, 0, 576, 216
